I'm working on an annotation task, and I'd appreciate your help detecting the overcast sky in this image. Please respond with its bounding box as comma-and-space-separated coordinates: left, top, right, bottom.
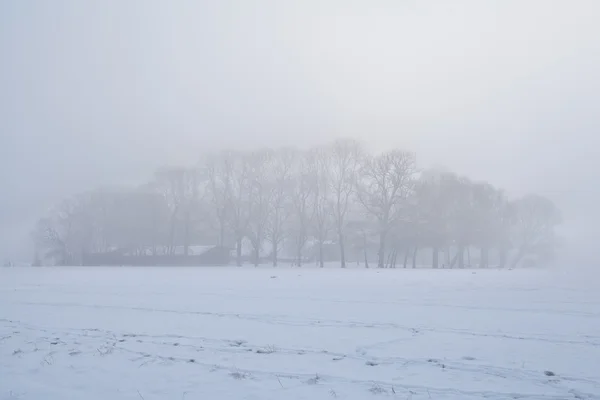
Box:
1, 1, 599, 262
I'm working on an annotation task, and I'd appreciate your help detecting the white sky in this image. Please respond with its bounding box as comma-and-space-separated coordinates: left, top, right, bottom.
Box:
1, 1, 599, 261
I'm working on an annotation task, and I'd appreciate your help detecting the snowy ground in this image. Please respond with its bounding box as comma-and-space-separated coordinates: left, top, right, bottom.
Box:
1, 267, 600, 400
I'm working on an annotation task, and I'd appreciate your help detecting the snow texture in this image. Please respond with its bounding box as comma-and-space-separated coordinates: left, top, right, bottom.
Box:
1, 267, 599, 400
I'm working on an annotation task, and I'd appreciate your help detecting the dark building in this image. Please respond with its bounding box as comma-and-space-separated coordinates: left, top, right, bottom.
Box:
83, 245, 230, 266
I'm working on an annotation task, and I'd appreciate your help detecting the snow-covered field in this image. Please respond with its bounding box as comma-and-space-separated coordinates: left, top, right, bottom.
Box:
1, 267, 599, 400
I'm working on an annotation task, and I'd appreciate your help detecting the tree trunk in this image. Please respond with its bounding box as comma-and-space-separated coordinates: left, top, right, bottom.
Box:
391, 249, 398, 268
219, 220, 225, 247
151, 207, 158, 258
297, 243, 303, 267
412, 246, 419, 269
319, 240, 324, 268
480, 247, 489, 268
378, 231, 387, 268
499, 247, 508, 268
432, 247, 439, 269
449, 252, 456, 268
363, 230, 369, 268
183, 212, 190, 257
168, 217, 177, 255
403, 248, 410, 268
511, 247, 526, 268
466, 247, 471, 267
272, 240, 278, 267
253, 244, 260, 267
339, 231, 346, 268
457, 246, 465, 268
236, 237, 243, 266
385, 251, 393, 268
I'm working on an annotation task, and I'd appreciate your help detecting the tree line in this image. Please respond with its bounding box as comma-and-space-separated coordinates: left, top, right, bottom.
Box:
33, 139, 562, 268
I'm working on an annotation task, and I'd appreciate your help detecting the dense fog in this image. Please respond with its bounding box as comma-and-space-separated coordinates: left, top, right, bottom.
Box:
1, 1, 599, 266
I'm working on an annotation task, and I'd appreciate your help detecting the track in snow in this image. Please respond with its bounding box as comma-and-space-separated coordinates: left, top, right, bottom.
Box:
2, 267, 599, 400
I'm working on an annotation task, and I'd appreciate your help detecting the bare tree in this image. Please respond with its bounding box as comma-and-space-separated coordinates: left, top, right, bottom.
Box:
87, 189, 121, 255
181, 168, 202, 256
328, 139, 362, 268
442, 175, 477, 268
33, 195, 95, 265
227, 151, 253, 266
205, 152, 233, 247
308, 147, 333, 268
131, 185, 171, 256
245, 149, 273, 266
266, 148, 295, 266
153, 167, 187, 255
34, 215, 69, 266
30, 137, 563, 270
468, 182, 507, 268
509, 194, 561, 268
496, 198, 514, 268
290, 152, 315, 266
356, 150, 417, 268
412, 176, 439, 269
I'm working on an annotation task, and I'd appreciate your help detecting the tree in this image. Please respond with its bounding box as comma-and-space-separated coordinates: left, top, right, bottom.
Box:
205, 152, 233, 247
356, 150, 417, 268
181, 168, 202, 256
31, 138, 563, 269
328, 139, 362, 268
496, 198, 514, 268
246, 149, 273, 266
153, 167, 186, 255
34, 215, 70, 266
129, 185, 171, 256
289, 152, 315, 266
308, 147, 333, 268
225, 151, 253, 266
509, 194, 561, 268
265, 148, 295, 266
469, 182, 507, 268
413, 171, 450, 269
442, 175, 477, 268
33, 195, 94, 265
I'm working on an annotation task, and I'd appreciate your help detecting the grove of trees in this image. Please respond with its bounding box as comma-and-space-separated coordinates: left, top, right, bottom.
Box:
33, 139, 562, 268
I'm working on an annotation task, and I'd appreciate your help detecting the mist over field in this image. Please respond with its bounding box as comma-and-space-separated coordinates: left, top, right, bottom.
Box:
1, 1, 599, 267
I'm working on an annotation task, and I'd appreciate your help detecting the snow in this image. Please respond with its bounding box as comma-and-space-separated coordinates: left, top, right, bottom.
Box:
1, 267, 600, 400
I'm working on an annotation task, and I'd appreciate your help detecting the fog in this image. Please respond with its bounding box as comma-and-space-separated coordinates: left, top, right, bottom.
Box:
1, 1, 599, 264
